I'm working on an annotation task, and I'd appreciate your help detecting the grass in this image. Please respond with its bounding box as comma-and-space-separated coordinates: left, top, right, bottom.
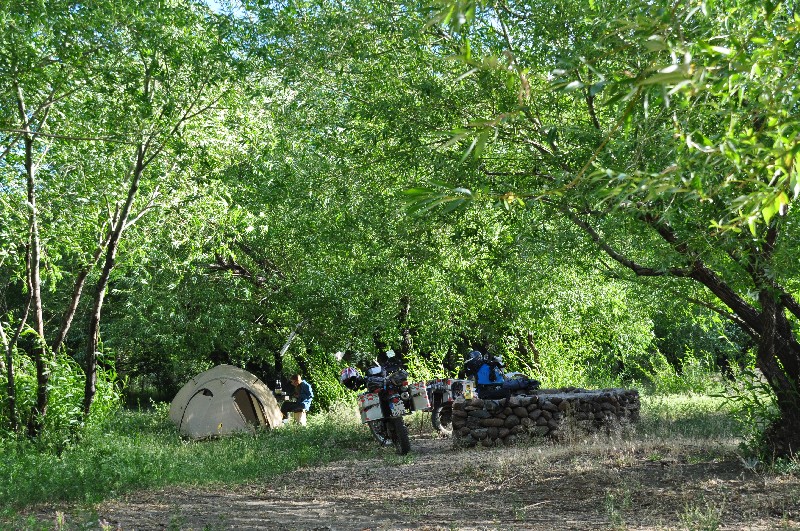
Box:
0, 401, 374, 511
638, 393, 740, 441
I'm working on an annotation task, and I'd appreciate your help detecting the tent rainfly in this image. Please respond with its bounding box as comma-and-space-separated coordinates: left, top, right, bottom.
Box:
169, 364, 283, 438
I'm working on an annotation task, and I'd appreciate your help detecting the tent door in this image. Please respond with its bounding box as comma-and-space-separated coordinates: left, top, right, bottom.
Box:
232, 388, 267, 426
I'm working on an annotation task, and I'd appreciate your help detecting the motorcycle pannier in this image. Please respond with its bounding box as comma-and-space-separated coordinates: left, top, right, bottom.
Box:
445, 378, 475, 401
409, 381, 431, 411
358, 392, 383, 422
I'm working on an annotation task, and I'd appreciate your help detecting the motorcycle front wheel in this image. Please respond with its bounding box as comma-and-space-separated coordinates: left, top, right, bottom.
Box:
368, 420, 392, 446
387, 417, 411, 455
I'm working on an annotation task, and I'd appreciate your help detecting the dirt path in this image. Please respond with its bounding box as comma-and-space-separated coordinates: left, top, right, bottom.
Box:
37, 435, 800, 530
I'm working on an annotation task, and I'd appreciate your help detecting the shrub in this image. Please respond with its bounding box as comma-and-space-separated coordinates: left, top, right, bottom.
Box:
712, 367, 780, 458
0, 350, 123, 450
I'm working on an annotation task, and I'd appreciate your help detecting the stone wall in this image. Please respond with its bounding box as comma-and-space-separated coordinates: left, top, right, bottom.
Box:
451, 388, 640, 448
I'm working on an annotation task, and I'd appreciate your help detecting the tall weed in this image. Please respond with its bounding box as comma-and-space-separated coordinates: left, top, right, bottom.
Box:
638, 394, 738, 440
643, 351, 723, 395
711, 367, 779, 457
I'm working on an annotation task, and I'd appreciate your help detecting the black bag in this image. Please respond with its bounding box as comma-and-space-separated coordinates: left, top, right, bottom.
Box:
503, 377, 541, 393
477, 384, 511, 399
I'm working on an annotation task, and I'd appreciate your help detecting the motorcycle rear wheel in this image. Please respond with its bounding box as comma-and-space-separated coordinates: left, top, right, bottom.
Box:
388, 417, 411, 455
431, 403, 453, 436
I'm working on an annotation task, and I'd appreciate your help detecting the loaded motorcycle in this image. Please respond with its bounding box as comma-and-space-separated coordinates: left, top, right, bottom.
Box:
425, 377, 474, 436
424, 352, 539, 436
339, 350, 429, 455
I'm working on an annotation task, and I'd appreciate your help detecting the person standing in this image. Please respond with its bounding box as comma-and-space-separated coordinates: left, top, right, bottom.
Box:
280, 373, 313, 426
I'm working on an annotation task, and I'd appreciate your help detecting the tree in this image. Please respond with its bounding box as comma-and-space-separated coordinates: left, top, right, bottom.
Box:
0, 0, 107, 434
79, 0, 246, 415
95, 0, 671, 407
417, 0, 800, 455
0, 0, 246, 428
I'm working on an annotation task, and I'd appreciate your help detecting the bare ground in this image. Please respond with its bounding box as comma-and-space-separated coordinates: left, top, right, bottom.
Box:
26, 432, 800, 531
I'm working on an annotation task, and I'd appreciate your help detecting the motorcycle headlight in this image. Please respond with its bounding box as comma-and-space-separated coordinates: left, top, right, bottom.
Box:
400, 392, 410, 400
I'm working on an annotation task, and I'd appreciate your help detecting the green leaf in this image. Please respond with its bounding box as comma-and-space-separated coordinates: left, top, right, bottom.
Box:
640, 70, 688, 86
589, 80, 607, 97
473, 129, 491, 159
441, 198, 467, 213
709, 45, 732, 55
459, 135, 479, 162
643, 35, 668, 52
762, 200, 777, 224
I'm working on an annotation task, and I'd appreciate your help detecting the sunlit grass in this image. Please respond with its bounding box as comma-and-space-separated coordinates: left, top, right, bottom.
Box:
638, 393, 739, 441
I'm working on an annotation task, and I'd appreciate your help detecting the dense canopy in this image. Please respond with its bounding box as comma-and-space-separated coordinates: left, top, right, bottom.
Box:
1, 0, 798, 455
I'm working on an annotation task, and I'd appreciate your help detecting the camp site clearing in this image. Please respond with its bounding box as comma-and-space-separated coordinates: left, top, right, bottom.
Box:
27, 433, 800, 530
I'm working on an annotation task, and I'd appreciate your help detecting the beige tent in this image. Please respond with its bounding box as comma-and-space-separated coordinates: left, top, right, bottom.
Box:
169, 364, 283, 438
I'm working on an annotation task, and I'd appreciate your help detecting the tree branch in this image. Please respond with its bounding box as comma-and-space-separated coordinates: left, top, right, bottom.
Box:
278, 320, 307, 358
575, 70, 601, 130
123, 185, 160, 231
51, 228, 114, 353
781, 291, 800, 321
553, 202, 692, 277
235, 241, 287, 281
683, 296, 758, 339
556, 201, 766, 336
0, 132, 24, 163
0, 319, 8, 372
207, 254, 267, 287
142, 81, 226, 169
0, 129, 136, 145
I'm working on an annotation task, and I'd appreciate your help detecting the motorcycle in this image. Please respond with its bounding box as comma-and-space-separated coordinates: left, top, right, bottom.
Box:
463, 350, 540, 399
425, 377, 475, 436
340, 351, 429, 455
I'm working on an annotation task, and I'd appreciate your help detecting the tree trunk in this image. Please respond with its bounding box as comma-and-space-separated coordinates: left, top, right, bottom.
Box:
273, 320, 305, 381
516, 330, 541, 374
83, 145, 145, 416
753, 292, 800, 456
13, 81, 49, 437
278, 320, 305, 359
0, 325, 5, 373
566, 206, 800, 456
0, 321, 17, 432
293, 352, 310, 382
52, 231, 112, 354
372, 331, 388, 356
274, 354, 284, 383
23, 134, 48, 438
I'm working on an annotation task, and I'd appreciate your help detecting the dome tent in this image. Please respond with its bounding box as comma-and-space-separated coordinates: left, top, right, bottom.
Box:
169, 364, 283, 438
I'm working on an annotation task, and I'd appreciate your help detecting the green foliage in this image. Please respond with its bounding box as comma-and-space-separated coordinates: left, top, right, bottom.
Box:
679, 498, 724, 531
1, 0, 792, 448
0, 391, 753, 514
418, 0, 800, 455
643, 350, 725, 396
287, 346, 352, 411
0, 349, 122, 448
638, 394, 739, 441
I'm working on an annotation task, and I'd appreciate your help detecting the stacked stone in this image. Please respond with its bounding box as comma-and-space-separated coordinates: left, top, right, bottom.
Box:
451, 388, 640, 448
